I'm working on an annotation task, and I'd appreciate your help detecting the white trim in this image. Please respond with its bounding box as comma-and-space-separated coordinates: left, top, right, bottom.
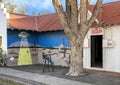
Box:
78, 5, 99, 24
89, 67, 104, 71
88, 10, 99, 23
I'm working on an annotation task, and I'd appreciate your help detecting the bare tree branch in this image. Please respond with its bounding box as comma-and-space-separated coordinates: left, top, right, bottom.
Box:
52, 0, 67, 27
52, 0, 74, 42
86, 0, 90, 17
88, 0, 103, 27
66, 0, 71, 24
80, 0, 88, 25
70, 0, 79, 36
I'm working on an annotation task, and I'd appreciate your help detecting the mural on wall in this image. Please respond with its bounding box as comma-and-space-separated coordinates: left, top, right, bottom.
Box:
7, 30, 70, 48
17, 31, 32, 65
7, 30, 39, 47
37, 31, 70, 48
7, 29, 71, 66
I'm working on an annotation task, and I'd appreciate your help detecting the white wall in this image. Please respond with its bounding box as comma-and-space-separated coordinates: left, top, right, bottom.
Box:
83, 25, 120, 73
0, 6, 8, 54
104, 25, 120, 72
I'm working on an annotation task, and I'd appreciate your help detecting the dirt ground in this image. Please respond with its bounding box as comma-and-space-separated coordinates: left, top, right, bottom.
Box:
9, 64, 120, 85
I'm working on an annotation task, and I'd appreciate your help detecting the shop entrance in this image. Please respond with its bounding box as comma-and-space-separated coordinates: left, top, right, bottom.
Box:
91, 35, 103, 68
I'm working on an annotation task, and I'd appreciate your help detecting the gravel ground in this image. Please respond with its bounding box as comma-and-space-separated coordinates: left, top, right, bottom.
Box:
9, 64, 120, 85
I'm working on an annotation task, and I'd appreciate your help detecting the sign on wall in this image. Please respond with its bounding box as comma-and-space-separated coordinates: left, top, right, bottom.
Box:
91, 27, 103, 35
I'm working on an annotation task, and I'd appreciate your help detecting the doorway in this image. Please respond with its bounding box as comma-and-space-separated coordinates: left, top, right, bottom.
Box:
91, 35, 103, 68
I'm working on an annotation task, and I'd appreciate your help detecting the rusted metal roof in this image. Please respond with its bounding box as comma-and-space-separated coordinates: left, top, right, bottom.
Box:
89, 1, 120, 25
9, 13, 63, 32
101, 1, 120, 25
9, 14, 36, 31
8, 1, 120, 32
37, 13, 63, 32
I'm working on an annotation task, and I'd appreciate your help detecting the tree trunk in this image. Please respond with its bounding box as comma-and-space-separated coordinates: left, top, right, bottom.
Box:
52, 0, 103, 76
66, 37, 84, 76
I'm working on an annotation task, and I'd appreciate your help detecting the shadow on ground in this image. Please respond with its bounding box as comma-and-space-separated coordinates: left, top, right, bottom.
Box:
9, 64, 120, 85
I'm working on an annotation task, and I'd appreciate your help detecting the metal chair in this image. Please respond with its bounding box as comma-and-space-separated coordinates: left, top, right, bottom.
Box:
42, 55, 54, 72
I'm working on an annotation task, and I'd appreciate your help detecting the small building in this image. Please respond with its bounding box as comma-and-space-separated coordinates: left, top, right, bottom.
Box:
83, 1, 120, 73
0, 1, 120, 73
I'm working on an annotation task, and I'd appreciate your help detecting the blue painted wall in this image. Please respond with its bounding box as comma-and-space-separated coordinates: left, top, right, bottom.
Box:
37, 31, 70, 48
7, 30, 21, 47
7, 29, 70, 48
7, 30, 38, 47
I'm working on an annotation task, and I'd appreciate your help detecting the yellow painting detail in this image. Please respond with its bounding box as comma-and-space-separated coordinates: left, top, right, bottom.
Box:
18, 48, 32, 65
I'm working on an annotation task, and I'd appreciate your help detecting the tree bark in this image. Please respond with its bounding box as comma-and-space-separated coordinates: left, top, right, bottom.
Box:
66, 36, 84, 76
52, 0, 103, 76
88, 0, 103, 26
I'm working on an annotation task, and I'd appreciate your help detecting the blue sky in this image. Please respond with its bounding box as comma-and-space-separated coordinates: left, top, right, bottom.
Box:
10, 0, 118, 15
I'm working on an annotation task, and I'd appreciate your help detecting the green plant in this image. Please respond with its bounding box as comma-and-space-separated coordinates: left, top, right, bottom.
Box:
0, 78, 25, 85
0, 49, 7, 66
